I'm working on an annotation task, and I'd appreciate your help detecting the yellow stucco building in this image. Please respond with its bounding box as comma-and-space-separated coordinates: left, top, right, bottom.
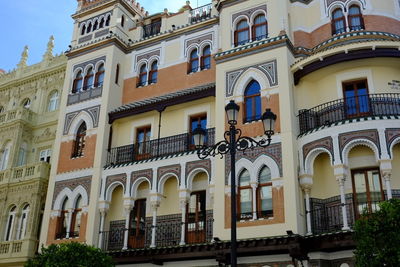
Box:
31, 0, 400, 266
0, 38, 67, 266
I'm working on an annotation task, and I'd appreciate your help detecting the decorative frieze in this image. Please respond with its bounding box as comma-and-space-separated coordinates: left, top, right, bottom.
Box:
106, 173, 127, 193
185, 159, 211, 184
385, 128, 400, 156
131, 169, 153, 187
52, 176, 91, 206
157, 164, 181, 189
303, 137, 334, 167
63, 105, 101, 135
338, 129, 380, 160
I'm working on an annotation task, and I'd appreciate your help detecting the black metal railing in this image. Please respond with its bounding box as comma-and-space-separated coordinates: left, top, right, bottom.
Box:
106, 128, 215, 166
55, 231, 79, 239
308, 194, 400, 234
100, 228, 125, 251
100, 211, 213, 251
143, 21, 161, 38
298, 93, 400, 135
190, 3, 212, 23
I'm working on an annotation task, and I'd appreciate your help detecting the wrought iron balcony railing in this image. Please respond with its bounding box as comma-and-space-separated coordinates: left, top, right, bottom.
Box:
142, 20, 161, 38
106, 128, 215, 166
190, 3, 212, 23
100, 211, 213, 251
309, 191, 400, 234
298, 93, 400, 135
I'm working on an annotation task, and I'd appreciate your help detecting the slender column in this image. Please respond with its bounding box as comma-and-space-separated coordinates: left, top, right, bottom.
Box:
337, 175, 350, 230
299, 175, 313, 235
150, 201, 160, 248
98, 208, 107, 249
179, 199, 188, 245
250, 183, 258, 220
66, 209, 74, 238
122, 204, 134, 250
383, 171, 393, 200
12, 213, 21, 241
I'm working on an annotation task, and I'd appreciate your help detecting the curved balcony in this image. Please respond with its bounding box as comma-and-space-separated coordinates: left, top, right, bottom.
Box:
298, 93, 400, 135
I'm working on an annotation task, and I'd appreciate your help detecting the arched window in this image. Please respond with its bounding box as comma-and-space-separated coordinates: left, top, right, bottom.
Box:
121, 15, 125, 28
70, 196, 82, 238
105, 15, 111, 26
17, 204, 29, 240
86, 22, 92, 33
48, 91, 59, 112
0, 142, 11, 171
331, 8, 346, 34
17, 142, 27, 166
348, 5, 364, 31
238, 170, 252, 220
94, 63, 105, 87
148, 61, 158, 84
257, 166, 273, 218
72, 122, 87, 158
5, 206, 16, 241
189, 49, 199, 73
81, 24, 86, 35
22, 98, 31, 108
72, 71, 83, 93
244, 80, 261, 123
234, 19, 249, 46
57, 198, 69, 239
83, 67, 94, 90
138, 64, 147, 87
201, 45, 211, 70
115, 64, 120, 85
99, 18, 105, 28
253, 14, 267, 41
93, 20, 98, 31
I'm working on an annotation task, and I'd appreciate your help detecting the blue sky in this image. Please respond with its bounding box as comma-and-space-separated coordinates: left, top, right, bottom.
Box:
0, 0, 211, 72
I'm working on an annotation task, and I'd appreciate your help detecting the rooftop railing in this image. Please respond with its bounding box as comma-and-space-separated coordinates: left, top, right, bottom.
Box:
190, 3, 212, 23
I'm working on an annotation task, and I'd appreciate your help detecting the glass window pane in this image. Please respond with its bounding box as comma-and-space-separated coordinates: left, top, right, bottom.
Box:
239, 170, 250, 186
259, 167, 271, 183
240, 188, 252, 213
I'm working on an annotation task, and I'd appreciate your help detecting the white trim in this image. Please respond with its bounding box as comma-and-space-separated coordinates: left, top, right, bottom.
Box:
158, 173, 180, 195
335, 69, 374, 98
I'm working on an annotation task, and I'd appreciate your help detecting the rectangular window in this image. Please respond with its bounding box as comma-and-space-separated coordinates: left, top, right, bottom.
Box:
135, 126, 151, 160
187, 191, 206, 244
39, 149, 52, 163
190, 114, 207, 147
342, 79, 370, 118
129, 199, 146, 248
351, 168, 384, 217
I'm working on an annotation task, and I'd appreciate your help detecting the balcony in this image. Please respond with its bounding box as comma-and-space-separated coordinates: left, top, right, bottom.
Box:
142, 21, 161, 38
0, 162, 50, 185
106, 128, 215, 166
67, 83, 103, 106
0, 107, 35, 126
0, 239, 37, 261
100, 211, 213, 251
298, 93, 400, 135
190, 3, 212, 24
309, 191, 400, 234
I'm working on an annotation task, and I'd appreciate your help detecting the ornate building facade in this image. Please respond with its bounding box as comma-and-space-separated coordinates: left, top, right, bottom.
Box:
0, 38, 67, 266
39, 0, 400, 266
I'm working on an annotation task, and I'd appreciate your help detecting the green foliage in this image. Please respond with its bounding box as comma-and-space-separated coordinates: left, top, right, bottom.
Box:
25, 242, 115, 267
354, 199, 400, 267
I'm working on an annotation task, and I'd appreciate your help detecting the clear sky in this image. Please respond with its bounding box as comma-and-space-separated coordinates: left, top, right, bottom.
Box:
0, 0, 211, 72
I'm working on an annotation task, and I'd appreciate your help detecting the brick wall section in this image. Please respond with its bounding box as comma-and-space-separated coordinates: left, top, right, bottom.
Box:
294, 15, 400, 49
57, 135, 97, 173
224, 187, 285, 228
122, 59, 216, 104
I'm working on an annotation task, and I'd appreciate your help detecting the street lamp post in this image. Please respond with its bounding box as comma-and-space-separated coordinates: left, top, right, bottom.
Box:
193, 100, 277, 267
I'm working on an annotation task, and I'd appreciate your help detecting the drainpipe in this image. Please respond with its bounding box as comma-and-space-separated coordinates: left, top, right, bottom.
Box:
156, 107, 165, 157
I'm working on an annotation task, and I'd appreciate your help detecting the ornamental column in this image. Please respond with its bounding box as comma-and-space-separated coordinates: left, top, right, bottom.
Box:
299, 174, 313, 235
250, 182, 258, 220
98, 201, 109, 249
333, 164, 350, 230
150, 194, 161, 248
65, 208, 74, 238
122, 198, 135, 250
179, 190, 190, 246
380, 160, 393, 200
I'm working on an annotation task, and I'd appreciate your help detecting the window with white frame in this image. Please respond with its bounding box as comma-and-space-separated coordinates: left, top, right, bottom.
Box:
17, 204, 29, 240
16, 142, 27, 166
0, 142, 11, 171
48, 91, 59, 112
5, 206, 16, 241
39, 149, 52, 163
